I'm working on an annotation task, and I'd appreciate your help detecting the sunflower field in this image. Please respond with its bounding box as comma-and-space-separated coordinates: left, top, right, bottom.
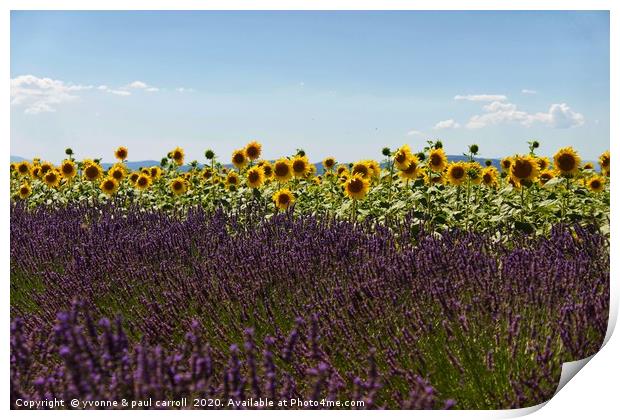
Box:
10, 140, 610, 409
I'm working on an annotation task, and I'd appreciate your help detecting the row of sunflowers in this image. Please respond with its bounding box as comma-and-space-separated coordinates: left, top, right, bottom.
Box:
10, 140, 609, 235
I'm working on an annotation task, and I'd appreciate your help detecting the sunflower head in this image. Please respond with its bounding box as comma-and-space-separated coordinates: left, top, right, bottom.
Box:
446, 162, 467, 186
201, 167, 213, 181
586, 175, 605, 193
323, 157, 336, 170
535, 157, 549, 171
245, 141, 262, 161
170, 147, 185, 166
553, 147, 581, 176
271, 158, 292, 182
39, 161, 54, 174
510, 155, 539, 184
583, 162, 594, 170
135, 174, 152, 190
336, 165, 349, 177
59, 160, 77, 179
129, 172, 140, 184
231, 149, 248, 169
100, 177, 119, 195
467, 162, 483, 184
83, 161, 103, 181
428, 148, 448, 172
399, 156, 421, 180
259, 161, 273, 178
114, 146, 128, 161
226, 172, 240, 186
599, 150, 610, 176
16, 161, 32, 177
393, 145, 413, 170
291, 156, 309, 178
109, 163, 126, 181
366, 160, 381, 178
18, 183, 31, 199
43, 170, 61, 188
481, 166, 499, 187
344, 174, 370, 200
500, 157, 512, 172
170, 177, 188, 195
246, 167, 265, 188
149, 166, 162, 180
272, 189, 295, 210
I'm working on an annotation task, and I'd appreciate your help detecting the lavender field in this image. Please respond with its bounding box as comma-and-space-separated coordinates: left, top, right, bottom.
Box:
10, 202, 609, 409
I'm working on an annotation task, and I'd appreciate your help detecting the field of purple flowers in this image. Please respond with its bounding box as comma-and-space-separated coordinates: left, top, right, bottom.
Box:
10, 202, 609, 409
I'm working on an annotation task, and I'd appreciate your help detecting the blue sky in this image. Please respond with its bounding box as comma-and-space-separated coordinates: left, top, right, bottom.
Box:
11, 11, 609, 163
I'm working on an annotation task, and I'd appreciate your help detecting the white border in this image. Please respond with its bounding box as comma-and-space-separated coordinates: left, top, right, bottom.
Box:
3, 2, 617, 419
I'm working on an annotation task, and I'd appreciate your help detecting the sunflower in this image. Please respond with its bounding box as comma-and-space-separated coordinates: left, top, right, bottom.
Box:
272, 189, 295, 210
268, 159, 290, 182
114, 146, 128, 161
39, 161, 54, 174
100, 177, 119, 195
350, 161, 370, 179
201, 167, 213, 181
399, 156, 421, 180
170, 177, 188, 195
481, 166, 499, 187
129, 172, 140, 184
428, 148, 448, 172
366, 160, 381, 178
536, 156, 550, 171
467, 162, 483, 185
245, 141, 262, 161
510, 155, 539, 185
108, 163, 127, 181
344, 174, 370, 200
10, 163, 16, 173
599, 150, 610, 175
32, 166, 42, 179
539, 169, 555, 186
313, 176, 322, 185
149, 166, 162, 180
291, 155, 309, 178
170, 147, 185, 166
446, 162, 467, 186
323, 157, 336, 171
18, 183, 31, 199
586, 175, 605, 193
259, 161, 273, 178
553, 147, 581, 177
226, 172, 240, 187
231, 149, 248, 169
336, 165, 349, 176
246, 167, 265, 188
43, 170, 61, 188
306, 163, 317, 178
135, 174, 152, 190
58, 160, 77, 179
83, 161, 103, 181
393, 145, 413, 170
500, 157, 512, 173
583, 162, 594, 170
16, 161, 32, 177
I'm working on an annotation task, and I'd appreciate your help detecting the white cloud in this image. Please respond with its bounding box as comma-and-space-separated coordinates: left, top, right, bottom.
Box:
454, 94, 507, 102
465, 101, 584, 129
406, 130, 424, 136
434, 119, 460, 129
128, 81, 148, 89
10, 75, 93, 114
126, 80, 159, 92
521, 89, 538, 95
176, 87, 195, 93
107, 89, 132, 96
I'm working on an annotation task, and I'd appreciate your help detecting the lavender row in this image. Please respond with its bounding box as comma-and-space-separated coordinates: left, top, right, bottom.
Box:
10, 203, 609, 408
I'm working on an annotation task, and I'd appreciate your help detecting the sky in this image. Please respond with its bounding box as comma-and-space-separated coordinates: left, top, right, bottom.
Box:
10, 11, 610, 163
